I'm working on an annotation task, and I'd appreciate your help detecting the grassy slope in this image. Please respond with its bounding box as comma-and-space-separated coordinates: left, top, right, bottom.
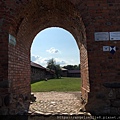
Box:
31, 77, 81, 92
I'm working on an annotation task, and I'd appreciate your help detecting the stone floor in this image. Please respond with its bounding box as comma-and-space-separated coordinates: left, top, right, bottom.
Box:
29, 91, 87, 115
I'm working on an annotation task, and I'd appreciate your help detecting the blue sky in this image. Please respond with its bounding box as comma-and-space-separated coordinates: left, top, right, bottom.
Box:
31, 27, 80, 67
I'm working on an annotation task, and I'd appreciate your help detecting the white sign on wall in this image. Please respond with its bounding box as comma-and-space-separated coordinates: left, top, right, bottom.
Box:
9, 34, 16, 46
110, 32, 120, 40
94, 32, 109, 41
103, 46, 110, 51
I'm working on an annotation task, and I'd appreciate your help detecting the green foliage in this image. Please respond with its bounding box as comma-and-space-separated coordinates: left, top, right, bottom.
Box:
46, 58, 61, 78
47, 58, 56, 70
31, 77, 81, 92
63, 64, 80, 70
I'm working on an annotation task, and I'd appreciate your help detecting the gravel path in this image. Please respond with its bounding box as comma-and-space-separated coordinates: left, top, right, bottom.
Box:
29, 91, 83, 115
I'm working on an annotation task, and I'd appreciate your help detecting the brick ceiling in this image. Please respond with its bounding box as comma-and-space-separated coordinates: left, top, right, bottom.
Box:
69, 0, 82, 5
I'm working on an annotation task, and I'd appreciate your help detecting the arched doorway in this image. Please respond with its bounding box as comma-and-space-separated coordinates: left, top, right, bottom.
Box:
30, 27, 82, 114
6, 0, 89, 115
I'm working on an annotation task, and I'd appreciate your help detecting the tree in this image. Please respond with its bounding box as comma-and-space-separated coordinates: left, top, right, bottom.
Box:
63, 64, 80, 70
54, 64, 61, 78
63, 65, 74, 70
78, 64, 80, 69
47, 58, 56, 70
46, 58, 61, 78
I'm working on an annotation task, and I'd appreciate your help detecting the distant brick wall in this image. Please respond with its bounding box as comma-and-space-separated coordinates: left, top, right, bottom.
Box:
0, 0, 120, 115
61, 70, 80, 77
31, 66, 54, 82
31, 67, 46, 82
61, 71, 68, 77
46, 70, 55, 80
67, 70, 80, 77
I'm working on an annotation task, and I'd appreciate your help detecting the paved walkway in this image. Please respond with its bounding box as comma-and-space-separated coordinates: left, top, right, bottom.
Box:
29, 91, 84, 115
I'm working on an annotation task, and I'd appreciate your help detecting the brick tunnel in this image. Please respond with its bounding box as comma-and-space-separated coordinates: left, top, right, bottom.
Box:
0, 0, 120, 115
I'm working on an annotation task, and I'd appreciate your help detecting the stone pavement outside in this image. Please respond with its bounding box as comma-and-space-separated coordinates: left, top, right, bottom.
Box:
29, 91, 86, 115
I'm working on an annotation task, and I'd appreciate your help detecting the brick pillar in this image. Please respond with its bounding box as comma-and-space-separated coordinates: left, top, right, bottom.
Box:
80, 40, 90, 105
0, 20, 10, 114
78, 0, 120, 115
84, 17, 120, 116
85, 39, 120, 115
7, 26, 31, 114
8, 39, 31, 115
0, 8, 31, 115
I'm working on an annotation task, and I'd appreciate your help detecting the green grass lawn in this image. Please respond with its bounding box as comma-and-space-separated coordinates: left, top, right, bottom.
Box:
31, 77, 81, 92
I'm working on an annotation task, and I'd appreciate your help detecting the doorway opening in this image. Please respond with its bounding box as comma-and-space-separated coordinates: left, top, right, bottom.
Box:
29, 27, 82, 115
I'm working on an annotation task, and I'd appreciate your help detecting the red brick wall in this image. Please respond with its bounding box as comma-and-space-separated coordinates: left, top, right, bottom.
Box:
80, 43, 89, 102
8, 43, 31, 114
0, 0, 120, 115
0, 1, 9, 83
77, 0, 120, 114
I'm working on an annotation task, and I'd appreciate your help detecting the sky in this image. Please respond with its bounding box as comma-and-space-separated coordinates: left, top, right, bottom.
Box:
31, 27, 80, 67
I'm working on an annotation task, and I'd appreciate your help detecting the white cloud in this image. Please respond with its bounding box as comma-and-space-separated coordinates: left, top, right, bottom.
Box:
46, 47, 61, 54
54, 58, 67, 65
31, 55, 49, 67
31, 55, 40, 61
31, 55, 79, 67
31, 55, 67, 67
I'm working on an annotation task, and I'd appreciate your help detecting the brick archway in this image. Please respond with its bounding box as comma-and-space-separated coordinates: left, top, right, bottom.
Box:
0, 0, 120, 115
